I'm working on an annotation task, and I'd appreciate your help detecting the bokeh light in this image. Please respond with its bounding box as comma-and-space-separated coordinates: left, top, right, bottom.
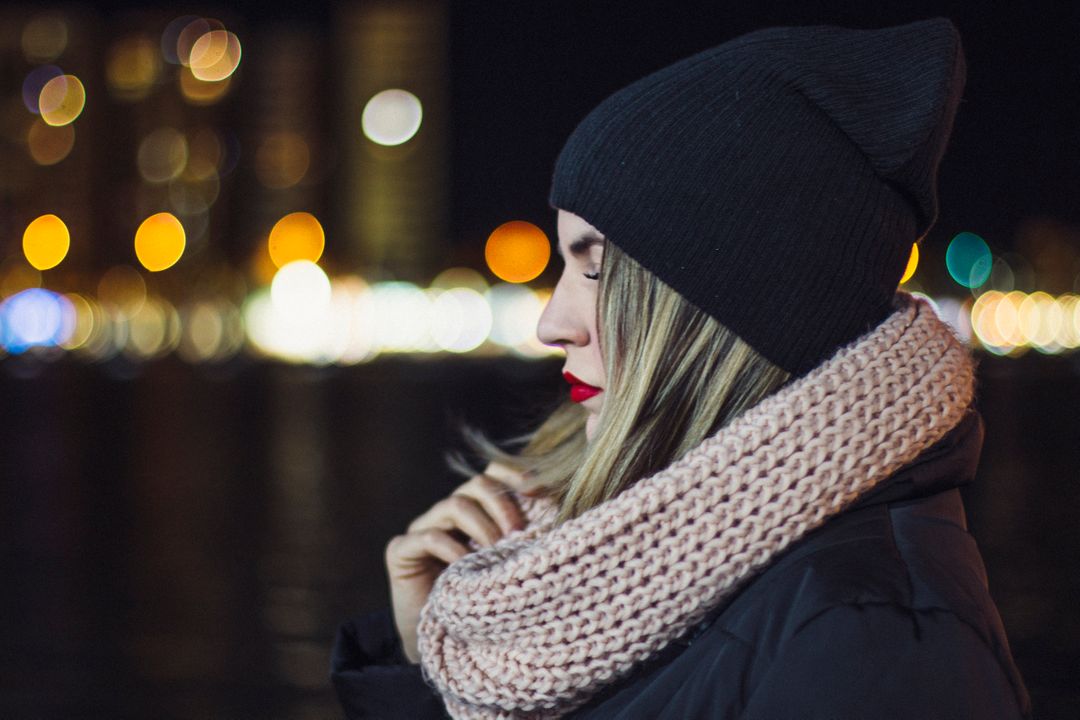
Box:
27, 119, 75, 165
22, 65, 63, 113
179, 300, 227, 362
189, 30, 242, 82
138, 127, 188, 183
179, 67, 231, 105
988, 256, 1015, 293
430, 287, 493, 353
134, 213, 186, 272
39, 74, 86, 126
1019, 291, 1063, 352
900, 243, 919, 284
1059, 294, 1080, 349
0, 288, 73, 353
22, 214, 70, 270
330, 277, 377, 363
485, 220, 551, 283
946, 231, 993, 289
268, 212, 325, 268
21, 13, 69, 62
361, 89, 423, 146
368, 282, 434, 352
161, 15, 198, 64
487, 283, 544, 348
176, 18, 226, 66
431, 267, 489, 293
932, 295, 971, 344
106, 35, 162, 102
271, 260, 332, 319
59, 293, 96, 351
255, 132, 310, 189
125, 295, 181, 359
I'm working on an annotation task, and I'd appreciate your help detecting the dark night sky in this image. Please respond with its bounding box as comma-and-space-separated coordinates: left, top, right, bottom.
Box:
50, 0, 1080, 273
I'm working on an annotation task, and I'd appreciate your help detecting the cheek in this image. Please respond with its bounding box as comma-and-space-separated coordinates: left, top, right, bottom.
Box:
587, 295, 605, 381
586, 412, 600, 441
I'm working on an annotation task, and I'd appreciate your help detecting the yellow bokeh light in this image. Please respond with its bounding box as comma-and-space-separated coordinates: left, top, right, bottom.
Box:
106, 35, 161, 102
1059, 294, 1080, 348
1018, 292, 1060, 349
971, 291, 1005, 349
179, 301, 225, 362
134, 213, 186, 272
992, 291, 1026, 347
27, 119, 75, 165
189, 30, 242, 82
39, 74, 85, 127
484, 221, 551, 283
22, 214, 70, 270
58, 293, 95, 350
255, 132, 310, 189
178, 66, 231, 105
268, 212, 325, 268
900, 243, 919, 284
177, 18, 225, 66
125, 295, 180, 359
21, 14, 68, 62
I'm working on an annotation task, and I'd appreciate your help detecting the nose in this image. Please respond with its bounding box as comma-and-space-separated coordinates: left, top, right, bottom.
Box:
536, 280, 588, 348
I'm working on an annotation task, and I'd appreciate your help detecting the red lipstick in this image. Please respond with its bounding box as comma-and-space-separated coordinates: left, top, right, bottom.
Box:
563, 371, 602, 403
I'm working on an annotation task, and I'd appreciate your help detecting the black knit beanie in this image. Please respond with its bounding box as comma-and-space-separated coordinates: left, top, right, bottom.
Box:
548, 17, 966, 379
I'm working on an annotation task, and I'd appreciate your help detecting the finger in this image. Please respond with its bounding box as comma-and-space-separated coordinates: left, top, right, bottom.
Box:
467, 473, 527, 534
388, 529, 471, 568
444, 493, 504, 546
483, 461, 527, 488
407, 493, 504, 546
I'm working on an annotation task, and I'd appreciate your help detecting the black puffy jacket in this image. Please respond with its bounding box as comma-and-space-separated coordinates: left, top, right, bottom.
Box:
330, 407, 1032, 719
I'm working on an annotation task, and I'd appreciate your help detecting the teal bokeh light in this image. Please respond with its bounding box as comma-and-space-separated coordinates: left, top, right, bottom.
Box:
946, 232, 993, 289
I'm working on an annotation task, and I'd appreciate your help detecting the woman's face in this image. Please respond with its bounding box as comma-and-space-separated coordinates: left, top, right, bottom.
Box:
537, 209, 607, 440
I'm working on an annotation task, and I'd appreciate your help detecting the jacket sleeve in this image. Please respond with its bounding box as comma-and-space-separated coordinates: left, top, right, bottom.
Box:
329, 606, 451, 719
739, 602, 1031, 720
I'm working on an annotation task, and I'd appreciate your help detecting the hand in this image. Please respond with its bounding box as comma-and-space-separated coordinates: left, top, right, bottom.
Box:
384, 462, 528, 663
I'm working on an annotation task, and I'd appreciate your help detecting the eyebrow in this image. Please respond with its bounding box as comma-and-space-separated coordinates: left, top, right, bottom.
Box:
556, 233, 604, 260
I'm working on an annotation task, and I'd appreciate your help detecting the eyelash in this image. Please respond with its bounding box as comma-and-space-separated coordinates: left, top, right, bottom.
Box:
583, 271, 600, 280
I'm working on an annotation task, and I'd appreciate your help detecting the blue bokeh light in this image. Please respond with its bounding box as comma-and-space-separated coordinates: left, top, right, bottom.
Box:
0, 288, 73, 353
946, 231, 993, 289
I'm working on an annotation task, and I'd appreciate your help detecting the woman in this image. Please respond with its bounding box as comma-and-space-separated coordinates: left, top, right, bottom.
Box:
331, 17, 1032, 719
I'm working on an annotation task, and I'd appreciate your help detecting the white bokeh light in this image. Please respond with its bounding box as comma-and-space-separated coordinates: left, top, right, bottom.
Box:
271, 260, 331, 319
430, 287, 493, 353
361, 89, 423, 146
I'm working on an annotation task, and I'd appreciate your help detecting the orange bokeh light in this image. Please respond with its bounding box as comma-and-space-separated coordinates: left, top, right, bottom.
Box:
484, 221, 550, 283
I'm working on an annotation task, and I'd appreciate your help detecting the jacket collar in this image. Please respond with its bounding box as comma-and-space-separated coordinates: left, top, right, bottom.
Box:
847, 405, 985, 511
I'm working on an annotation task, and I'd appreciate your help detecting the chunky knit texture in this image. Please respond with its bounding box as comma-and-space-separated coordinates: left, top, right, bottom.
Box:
416, 291, 977, 719
548, 18, 967, 379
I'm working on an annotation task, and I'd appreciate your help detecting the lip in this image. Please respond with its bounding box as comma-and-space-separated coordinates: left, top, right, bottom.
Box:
563, 371, 603, 403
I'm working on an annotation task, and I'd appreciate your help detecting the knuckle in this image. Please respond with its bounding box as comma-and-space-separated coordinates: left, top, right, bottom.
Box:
448, 493, 475, 513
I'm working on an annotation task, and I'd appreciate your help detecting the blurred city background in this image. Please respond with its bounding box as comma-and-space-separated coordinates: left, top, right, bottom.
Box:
1, 0, 1077, 717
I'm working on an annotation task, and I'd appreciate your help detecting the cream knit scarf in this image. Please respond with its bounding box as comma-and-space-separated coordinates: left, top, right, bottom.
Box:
417, 291, 976, 719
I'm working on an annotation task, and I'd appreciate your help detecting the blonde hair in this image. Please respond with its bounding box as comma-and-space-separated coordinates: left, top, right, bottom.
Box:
448, 241, 791, 527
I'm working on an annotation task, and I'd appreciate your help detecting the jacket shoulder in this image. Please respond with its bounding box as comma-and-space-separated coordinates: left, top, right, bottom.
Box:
695, 489, 1031, 718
